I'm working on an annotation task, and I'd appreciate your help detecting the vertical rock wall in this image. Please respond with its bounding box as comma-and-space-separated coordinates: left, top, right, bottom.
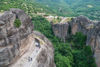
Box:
70, 16, 100, 67
52, 15, 100, 67
52, 23, 69, 42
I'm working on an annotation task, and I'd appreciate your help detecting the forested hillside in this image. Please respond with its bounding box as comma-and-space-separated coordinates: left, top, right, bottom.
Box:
33, 0, 75, 16
33, 0, 100, 20
68, 0, 100, 20
0, 0, 57, 17
0, 0, 100, 20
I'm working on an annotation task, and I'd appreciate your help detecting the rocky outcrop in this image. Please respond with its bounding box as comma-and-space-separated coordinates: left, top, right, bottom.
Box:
71, 16, 100, 67
70, 16, 100, 67
69, 16, 98, 49
31, 31, 55, 67
70, 16, 94, 35
10, 31, 56, 67
0, 8, 33, 66
52, 23, 69, 42
0, 8, 55, 67
52, 15, 100, 67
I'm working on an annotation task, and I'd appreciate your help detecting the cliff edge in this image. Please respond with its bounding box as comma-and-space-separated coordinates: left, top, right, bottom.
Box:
0, 8, 55, 67
52, 16, 100, 67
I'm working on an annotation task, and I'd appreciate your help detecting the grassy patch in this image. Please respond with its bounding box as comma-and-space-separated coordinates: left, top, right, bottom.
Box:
14, 19, 21, 28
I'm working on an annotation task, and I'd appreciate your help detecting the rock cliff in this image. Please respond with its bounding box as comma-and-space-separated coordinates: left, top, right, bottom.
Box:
52, 23, 69, 42
52, 15, 100, 67
70, 16, 100, 67
0, 8, 55, 67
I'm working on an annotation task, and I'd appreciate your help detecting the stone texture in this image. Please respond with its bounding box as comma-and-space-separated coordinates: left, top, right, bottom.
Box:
0, 8, 55, 67
9, 31, 56, 67
70, 16, 94, 35
70, 16, 100, 67
32, 31, 56, 67
0, 8, 33, 66
51, 15, 100, 67
52, 23, 69, 42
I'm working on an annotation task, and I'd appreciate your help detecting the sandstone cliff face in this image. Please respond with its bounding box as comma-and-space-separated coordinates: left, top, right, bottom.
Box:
0, 8, 55, 67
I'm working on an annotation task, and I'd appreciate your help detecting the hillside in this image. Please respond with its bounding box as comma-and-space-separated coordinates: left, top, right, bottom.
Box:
34, 0, 75, 16
69, 0, 100, 20
33, 0, 100, 20
0, 0, 57, 17
0, 0, 100, 20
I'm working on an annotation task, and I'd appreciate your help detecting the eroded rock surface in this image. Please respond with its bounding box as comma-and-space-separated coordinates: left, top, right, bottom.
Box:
52, 15, 100, 67
10, 31, 55, 67
0, 8, 55, 67
0, 8, 33, 66
52, 23, 69, 42
70, 16, 100, 67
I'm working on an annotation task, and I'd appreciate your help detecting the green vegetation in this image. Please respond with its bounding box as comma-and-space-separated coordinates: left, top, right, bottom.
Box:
32, 16, 73, 67
52, 18, 61, 24
0, 0, 56, 17
33, 0, 100, 20
32, 16, 96, 67
70, 32, 87, 49
71, 32, 96, 67
0, 0, 99, 20
14, 19, 21, 28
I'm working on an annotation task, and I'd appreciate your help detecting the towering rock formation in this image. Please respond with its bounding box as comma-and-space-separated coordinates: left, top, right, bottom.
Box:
70, 16, 100, 67
70, 16, 94, 35
0, 8, 55, 67
52, 23, 69, 42
52, 15, 100, 67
